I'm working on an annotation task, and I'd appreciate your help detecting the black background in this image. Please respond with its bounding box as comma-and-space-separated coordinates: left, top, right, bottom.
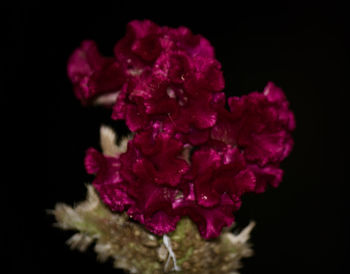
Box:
6, 1, 347, 273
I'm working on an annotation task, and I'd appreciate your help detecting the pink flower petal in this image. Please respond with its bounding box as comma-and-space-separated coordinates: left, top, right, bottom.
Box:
67, 40, 125, 105
213, 82, 295, 166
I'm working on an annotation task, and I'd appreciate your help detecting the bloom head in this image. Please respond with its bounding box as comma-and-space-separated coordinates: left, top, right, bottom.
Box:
68, 20, 295, 239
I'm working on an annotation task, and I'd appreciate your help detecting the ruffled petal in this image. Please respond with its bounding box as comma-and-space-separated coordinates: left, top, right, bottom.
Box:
67, 40, 125, 105
114, 19, 162, 66
84, 148, 132, 211
248, 164, 284, 193
191, 147, 255, 208
168, 26, 215, 58
154, 51, 191, 84
173, 187, 240, 239
133, 131, 189, 186
67, 40, 105, 82
119, 141, 181, 235
184, 57, 224, 95
111, 83, 128, 120
213, 82, 295, 166
125, 103, 149, 132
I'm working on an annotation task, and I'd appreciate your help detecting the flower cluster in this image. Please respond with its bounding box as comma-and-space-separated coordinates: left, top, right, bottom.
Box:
68, 20, 295, 239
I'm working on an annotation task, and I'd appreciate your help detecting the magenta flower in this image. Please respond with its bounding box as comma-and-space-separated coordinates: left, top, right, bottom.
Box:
132, 130, 189, 187
85, 147, 133, 212
69, 20, 295, 239
113, 20, 215, 68
170, 146, 255, 238
111, 54, 223, 142
173, 185, 240, 239
219, 82, 294, 165
67, 41, 126, 105
119, 147, 182, 234
188, 146, 256, 208
211, 82, 295, 192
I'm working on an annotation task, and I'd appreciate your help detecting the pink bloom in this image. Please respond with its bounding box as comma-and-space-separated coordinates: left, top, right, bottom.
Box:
67, 41, 126, 105
114, 20, 215, 69
110, 20, 224, 137
173, 184, 241, 239
247, 164, 283, 193
212, 82, 295, 165
69, 20, 295, 240
86, 129, 189, 235
169, 145, 255, 239
119, 137, 184, 235
167, 26, 215, 58
211, 82, 295, 191
112, 55, 222, 139
132, 130, 189, 187
188, 146, 256, 208
85, 148, 133, 211
114, 20, 163, 64
153, 51, 192, 84
184, 56, 225, 95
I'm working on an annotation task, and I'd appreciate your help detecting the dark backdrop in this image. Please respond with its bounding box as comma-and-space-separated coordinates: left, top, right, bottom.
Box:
7, 2, 346, 274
